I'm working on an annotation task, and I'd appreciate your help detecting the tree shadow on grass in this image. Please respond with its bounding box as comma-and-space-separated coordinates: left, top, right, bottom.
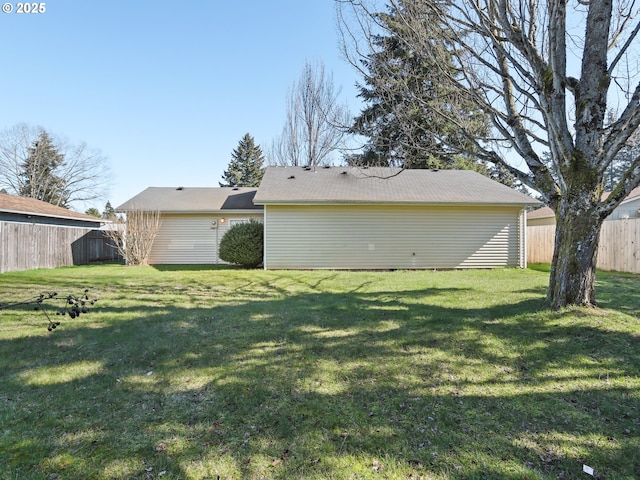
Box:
1, 273, 639, 479
596, 271, 640, 318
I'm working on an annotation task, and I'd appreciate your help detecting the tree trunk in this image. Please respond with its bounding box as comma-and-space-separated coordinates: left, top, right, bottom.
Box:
548, 198, 604, 309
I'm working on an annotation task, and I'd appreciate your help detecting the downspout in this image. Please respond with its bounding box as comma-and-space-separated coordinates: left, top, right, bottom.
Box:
262, 207, 268, 270
215, 218, 219, 264
521, 208, 527, 269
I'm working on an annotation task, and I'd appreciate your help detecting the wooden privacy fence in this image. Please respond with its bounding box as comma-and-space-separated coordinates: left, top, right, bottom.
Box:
0, 222, 121, 273
527, 218, 640, 274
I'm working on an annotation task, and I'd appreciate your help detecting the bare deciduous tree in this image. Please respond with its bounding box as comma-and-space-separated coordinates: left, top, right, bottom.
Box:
0, 123, 111, 208
106, 209, 161, 266
270, 60, 351, 167
337, 0, 640, 308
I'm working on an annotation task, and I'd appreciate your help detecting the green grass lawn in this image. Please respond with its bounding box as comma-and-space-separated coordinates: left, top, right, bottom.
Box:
0, 264, 638, 479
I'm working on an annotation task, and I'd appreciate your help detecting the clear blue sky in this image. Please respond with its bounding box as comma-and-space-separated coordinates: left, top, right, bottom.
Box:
1, 1, 362, 212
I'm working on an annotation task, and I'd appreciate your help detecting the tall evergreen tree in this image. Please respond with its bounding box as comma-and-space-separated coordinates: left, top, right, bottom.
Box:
220, 134, 265, 187
102, 201, 117, 220
347, 4, 491, 171
19, 131, 69, 207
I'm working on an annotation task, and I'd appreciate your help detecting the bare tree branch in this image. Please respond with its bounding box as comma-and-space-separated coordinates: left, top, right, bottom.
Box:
271, 60, 351, 167
106, 209, 161, 266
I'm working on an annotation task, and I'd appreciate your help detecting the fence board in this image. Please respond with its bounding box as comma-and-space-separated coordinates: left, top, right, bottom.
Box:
0, 222, 120, 273
527, 224, 556, 264
527, 218, 640, 274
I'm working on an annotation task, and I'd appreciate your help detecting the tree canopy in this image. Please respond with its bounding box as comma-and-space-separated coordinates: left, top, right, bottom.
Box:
270, 60, 350, 167
0, 123, 111, 209
19, 131, 69, 207
220, 134, 265, 187
85, 207, 101, 218
102, 201, 119, 221
346, 4, 489, 170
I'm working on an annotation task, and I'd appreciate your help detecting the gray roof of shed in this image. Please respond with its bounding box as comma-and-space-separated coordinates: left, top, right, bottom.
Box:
116, 187, 262, 213
253, 166, 541, 206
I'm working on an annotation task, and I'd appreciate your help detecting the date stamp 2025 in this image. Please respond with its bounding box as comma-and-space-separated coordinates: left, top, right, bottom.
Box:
2, 2, 46, 14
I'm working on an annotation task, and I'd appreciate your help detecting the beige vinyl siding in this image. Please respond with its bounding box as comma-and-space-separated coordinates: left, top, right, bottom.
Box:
149, 213, 261, 264
527, 216, 556, 227
263, 205, 524, 269
150, 214, 217, 264
608, 197, 640, 220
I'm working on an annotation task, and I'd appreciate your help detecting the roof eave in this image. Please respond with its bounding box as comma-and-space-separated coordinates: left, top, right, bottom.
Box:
254, 200, 539, 207
0, 208, 104, 223
116, 208, 263, 214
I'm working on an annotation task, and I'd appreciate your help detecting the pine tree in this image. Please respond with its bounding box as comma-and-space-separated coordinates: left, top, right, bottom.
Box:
220, 134, 265, 187
348, 4, 490, 170
603, 114, 640, 190
19, 131, 69, 207
102, 201, 117, 220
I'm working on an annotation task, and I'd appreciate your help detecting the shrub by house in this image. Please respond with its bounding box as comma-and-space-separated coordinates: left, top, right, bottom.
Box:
219, 220, 263, 267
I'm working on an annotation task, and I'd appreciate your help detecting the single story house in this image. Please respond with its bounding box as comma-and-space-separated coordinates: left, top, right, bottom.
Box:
527, 187, 640, 226
116, 187, 263, 264
0, 192, 107, 272
253, 166, 540, 269
118, 167, 540, 269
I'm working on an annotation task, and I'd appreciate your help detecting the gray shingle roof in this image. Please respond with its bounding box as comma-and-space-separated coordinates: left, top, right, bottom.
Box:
253, 166, 541, 206
0, 192, 103, 222
116, 187, 262, 212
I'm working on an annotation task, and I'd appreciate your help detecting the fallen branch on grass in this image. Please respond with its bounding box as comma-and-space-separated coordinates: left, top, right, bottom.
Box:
0, 289, 97, 331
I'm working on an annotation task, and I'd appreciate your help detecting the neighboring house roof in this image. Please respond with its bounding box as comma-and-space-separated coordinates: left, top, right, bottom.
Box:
116, 187, 262, 213
527, 206, 554, 220
617, 186, 640, 205
527, 186, 640, 220
253, 166, 541, 206
0, 192, 103, 223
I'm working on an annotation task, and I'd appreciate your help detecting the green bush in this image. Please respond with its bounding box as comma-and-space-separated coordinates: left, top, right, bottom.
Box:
219, 220, 264, 268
